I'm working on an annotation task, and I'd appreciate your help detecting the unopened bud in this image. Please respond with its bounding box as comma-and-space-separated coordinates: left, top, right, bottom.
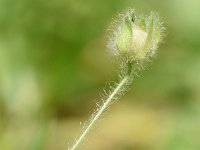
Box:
108, 9, 164, 62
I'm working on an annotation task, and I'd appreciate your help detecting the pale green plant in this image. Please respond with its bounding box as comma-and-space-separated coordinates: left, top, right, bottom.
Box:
68, 9, 164, 150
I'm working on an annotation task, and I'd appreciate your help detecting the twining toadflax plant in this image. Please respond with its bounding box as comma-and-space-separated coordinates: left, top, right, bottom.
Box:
69, 9, 164, 150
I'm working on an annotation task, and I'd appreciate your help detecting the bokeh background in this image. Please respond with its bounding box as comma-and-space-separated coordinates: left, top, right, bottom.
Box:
0, 0, 200, 150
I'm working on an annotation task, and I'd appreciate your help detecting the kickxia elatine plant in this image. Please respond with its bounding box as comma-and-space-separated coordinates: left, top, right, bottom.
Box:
69, 9, 165, 150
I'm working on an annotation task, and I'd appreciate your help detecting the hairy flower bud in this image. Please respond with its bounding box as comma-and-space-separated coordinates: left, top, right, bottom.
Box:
108, 9, 164, 62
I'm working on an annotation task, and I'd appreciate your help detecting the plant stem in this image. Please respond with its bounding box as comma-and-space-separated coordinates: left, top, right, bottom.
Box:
69, 75, 129, 150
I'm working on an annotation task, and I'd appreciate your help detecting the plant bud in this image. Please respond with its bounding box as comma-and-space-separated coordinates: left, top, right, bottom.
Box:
108, 9, 164, 62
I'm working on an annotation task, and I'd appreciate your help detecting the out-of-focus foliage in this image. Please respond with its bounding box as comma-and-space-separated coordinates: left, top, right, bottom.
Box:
0, 0, 200, 150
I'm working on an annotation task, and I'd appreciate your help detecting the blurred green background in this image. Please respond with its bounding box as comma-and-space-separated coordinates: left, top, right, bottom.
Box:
0, 0, 200, 150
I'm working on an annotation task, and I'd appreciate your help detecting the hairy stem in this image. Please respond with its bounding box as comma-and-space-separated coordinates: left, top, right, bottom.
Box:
69, 75, 130, 150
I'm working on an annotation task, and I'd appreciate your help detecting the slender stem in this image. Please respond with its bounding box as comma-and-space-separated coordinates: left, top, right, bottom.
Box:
69, 75, 129, 150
